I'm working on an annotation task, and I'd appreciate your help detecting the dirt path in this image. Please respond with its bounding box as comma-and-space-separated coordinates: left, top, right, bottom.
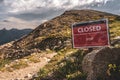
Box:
0, 52, 57, 80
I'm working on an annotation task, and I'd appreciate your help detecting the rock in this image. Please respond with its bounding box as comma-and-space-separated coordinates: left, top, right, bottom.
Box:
82, 47, 120, 80
24, 73, 32, 79
43, 57, 50, 62
38, 37, 71, 50
32, 73, 38, 78
23, 59, 28, 62
46, 48, 51, 51
15, 60, 19, 62
114, 36, 120, 39
111, 38, 120, 46
5, 64, 9, 67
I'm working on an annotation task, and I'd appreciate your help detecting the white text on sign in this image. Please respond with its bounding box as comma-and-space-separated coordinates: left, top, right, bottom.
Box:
77, 26, 101, 33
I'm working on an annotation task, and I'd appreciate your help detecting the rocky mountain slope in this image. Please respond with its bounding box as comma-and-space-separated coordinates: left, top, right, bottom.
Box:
12, 9, 119, 50
0, 9, 120, 80
0, 9, 120, 59
0, 28, 32, 45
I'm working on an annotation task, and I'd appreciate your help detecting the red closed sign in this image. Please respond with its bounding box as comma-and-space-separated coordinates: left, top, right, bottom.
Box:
72, 19, 110, 48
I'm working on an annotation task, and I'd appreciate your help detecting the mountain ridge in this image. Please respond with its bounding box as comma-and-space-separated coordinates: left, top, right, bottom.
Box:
13, 9, 119, 49
0, 9, 120, 59
0, 28, 32, 45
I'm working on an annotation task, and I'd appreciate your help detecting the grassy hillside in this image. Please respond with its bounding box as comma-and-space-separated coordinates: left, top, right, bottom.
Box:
0, 9, 120, 80
35, 49, 87, 80
32, 10, 120, 80
11, 9, 120, 50
1, 9, 120, 59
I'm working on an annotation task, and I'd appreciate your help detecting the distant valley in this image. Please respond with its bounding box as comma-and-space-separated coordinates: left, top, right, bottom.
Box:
0, 28, 32, 45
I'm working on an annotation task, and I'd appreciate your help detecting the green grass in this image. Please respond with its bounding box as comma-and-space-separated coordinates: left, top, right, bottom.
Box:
34, 19, 120, 80
109, 20, 120, 40
10, 60, 28, 70
0, 59, 11, 71
26, 54, 41, 63
34, 49, 87, 80
0, 14, 120, 79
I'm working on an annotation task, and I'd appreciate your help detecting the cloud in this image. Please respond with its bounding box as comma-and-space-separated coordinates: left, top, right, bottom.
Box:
4, 0, 112, 13
3, 0, 116, 21
0, 17, 39, 29
0, 0, 119, 29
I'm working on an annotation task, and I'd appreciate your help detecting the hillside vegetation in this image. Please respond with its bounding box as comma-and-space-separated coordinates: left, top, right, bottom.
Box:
0, 9, 120, 80
0, 9, 120, 59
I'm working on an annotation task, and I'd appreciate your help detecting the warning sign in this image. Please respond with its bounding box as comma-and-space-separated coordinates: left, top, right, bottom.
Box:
72, 19, 110, 48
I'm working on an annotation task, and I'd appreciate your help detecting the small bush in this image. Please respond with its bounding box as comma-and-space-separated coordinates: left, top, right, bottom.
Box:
106, 64, 120, 80
35, 49, 87, 80
0, 59, 11, 71
11, 60, 28, 69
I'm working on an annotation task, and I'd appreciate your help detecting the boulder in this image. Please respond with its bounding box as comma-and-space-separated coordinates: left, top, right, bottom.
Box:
82, 47, 120, 80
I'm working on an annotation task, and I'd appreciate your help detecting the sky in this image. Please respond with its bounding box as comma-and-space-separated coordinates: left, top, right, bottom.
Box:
0, 0, 120, 30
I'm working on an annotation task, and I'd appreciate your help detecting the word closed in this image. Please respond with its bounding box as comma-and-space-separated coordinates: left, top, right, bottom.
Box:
72, 19, 110, 48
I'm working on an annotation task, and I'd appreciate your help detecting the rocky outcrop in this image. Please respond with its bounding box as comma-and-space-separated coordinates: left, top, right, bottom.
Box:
82, 47, 120, 80
37, 37, 71, 51
0, 48, 41, 59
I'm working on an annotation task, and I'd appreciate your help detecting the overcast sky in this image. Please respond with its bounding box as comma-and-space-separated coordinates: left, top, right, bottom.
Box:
0, 0, 120, 30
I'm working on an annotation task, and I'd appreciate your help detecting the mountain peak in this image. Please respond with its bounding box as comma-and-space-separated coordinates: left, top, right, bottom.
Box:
62, 9, 117, 16
1, 28, 7, 31
13, 9, 119, 49
0, 9, 120, 59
